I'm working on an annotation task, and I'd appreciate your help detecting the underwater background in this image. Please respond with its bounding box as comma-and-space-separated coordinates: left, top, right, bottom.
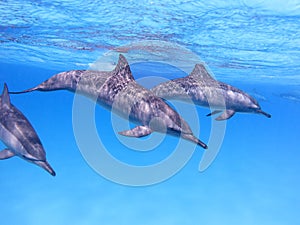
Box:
1, 0, 300, 224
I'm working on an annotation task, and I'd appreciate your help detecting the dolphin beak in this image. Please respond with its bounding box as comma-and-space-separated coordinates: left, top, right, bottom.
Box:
181, 133, 208, 149
257, 109, 271, 118
35, 160, 56, 176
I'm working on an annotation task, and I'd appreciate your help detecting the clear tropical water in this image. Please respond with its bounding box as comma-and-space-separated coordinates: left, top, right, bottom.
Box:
0, 0, 300, 224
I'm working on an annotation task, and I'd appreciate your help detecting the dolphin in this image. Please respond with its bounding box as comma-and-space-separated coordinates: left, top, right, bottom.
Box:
151, 63, 271, 120
0, 84, 55, 176
10, 54, 207, 149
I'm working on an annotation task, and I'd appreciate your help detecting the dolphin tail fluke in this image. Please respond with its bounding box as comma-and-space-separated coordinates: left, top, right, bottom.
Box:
257, 109, 271, 118
181, 134, 208, 149
36, 161, 56, 176
8, 86, 40, 94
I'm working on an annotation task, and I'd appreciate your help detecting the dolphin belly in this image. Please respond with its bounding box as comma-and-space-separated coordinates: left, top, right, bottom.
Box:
0, 123, 39, 160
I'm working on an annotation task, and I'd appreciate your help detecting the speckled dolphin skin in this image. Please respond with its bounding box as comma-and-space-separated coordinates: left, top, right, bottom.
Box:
151, 63, 271, 120
0, 84, 55, 176
10, 54, 207, 149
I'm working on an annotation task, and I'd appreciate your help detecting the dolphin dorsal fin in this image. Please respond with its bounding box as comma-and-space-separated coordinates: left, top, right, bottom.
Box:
1, 83, 11, 107
113, 54, 134, 81
188, 63, 216, 82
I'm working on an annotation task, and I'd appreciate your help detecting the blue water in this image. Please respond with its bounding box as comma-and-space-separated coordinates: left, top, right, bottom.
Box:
1, 0, 300, 224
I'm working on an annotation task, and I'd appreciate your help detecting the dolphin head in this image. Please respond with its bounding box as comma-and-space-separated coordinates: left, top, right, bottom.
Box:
235, 92, 271, 118
33, 160, 56, 176
246, 96, 271, 118
21, 153, 56, 176
18, 143, 56, 176
149, 97, 208, 149
254, 107, 271, 118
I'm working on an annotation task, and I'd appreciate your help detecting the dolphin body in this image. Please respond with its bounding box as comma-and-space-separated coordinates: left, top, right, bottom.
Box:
151, 63, 271, 120
0, 84, 55, 176
10, 54, 207, 149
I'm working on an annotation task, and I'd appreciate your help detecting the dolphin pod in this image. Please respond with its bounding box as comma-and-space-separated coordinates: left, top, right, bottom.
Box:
0, 84, 56, 176
2, 54, 271, 175
9, 54, 208, 146
151, 63, 271, 120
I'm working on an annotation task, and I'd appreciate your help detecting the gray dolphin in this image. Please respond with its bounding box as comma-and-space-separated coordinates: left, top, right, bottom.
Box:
151, 63, 271, 120
0, 84, 55, 176
10, 54, 207, 149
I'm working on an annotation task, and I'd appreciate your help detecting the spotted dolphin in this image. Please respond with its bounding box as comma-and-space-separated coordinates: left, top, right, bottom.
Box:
0, 84, 55, 176
151, 63, 271, 120
10, 54, 207, 149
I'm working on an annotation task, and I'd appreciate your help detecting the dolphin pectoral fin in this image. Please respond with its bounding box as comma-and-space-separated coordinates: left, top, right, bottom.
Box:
118, 126, 153, 137
215, 109, 235, 120
0, 148, 15, 160
206, 110, 222, 117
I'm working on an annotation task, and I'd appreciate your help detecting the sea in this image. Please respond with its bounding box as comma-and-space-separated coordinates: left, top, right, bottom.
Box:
0, 0, 300, 224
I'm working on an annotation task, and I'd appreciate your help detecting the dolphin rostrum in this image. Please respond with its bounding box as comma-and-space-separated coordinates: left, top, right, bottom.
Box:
151, 63, 271, 120
10, 54, 207, 149
0, 83, 55, 176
